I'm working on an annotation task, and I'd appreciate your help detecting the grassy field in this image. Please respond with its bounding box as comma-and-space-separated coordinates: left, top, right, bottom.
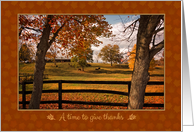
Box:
19, 62, 164, 109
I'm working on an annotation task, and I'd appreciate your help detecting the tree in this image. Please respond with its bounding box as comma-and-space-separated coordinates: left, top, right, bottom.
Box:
19, 15, 112, 109
98, 44, 122, 66
128, 44, 156, 71
128, 44, 136, 69
71, 56, 88, 71
126, 15, 164, 109
45, 42, 64, 66
19, 43, 31, 61
94, 51, 100, 63
115, 53, 123, 64
71, 40, 94, 71
149, 58, 156, 71
86, 47, 94, 63
158, 50, 164, 66
71, 56, 79, 68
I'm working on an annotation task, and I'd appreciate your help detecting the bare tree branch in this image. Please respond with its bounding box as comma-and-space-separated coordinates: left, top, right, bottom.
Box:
149, 40, 164, 60
49, 22, 66, 46
160, 15, 164, 21
73, 18, 82, 24
119, 15, 125, 27
24, 26, 43, 33
152, 27, 164, 35
127, 21, 138, 40
151, 20, 164, 47
152, 33, 157, 48
19, 26, 24, 36
123, 18, 139, 32
19, 26, 43, 37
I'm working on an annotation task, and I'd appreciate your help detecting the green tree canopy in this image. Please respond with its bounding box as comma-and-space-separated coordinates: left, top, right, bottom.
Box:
86, 47, 94, 63
19, 43, 31, 61
71, 41, 94, 71
98, 44, 122, 66
71, 56, 88, 71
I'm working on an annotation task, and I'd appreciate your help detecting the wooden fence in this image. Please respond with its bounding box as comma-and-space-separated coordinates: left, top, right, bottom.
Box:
19, 80, 164, 109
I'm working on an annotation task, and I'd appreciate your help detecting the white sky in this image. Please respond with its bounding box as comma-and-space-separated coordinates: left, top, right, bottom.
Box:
92, 15, 164, 63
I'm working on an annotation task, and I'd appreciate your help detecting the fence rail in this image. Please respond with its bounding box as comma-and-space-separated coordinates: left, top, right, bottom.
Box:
19, 80, 164, 109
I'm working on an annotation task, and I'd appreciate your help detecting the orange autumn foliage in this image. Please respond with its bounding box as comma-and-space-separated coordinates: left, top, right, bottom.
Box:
128, 44, 156, 70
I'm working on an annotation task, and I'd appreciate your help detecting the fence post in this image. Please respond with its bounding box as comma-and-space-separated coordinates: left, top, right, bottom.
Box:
128, 83, 131, 94
127, 83, 131, 109
22, 81, 26, 109
58, 80, 62, 109
128, 83, 131, 100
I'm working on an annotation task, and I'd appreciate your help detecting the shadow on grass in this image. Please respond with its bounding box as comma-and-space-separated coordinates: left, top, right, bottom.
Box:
33, 63, 163, 78
46, 70, 102, 78
90, 64, 129, 69
45, 64, 133, 76
150, 74, 164, 77
86, 69, 133, 74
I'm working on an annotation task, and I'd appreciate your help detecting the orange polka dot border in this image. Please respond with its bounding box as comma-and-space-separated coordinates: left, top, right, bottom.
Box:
1, 1, 181, 131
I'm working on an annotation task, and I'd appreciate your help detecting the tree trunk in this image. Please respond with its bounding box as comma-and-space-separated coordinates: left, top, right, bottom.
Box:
54, 58, 56, 66
29, 44, 48, 108
128, 15, 162, 109
81, 66, 84, 71
29, 15, 52, 109
111, 61, 112, 66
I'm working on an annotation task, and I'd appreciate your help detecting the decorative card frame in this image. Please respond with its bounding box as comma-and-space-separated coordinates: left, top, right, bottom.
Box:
1, 1, 181, 131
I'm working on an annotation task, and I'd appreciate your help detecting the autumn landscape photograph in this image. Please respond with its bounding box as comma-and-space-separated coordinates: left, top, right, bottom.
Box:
18, 15, 164, 110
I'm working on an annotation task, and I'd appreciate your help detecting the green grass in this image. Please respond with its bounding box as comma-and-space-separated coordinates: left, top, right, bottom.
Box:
19, 63, 35, 73
19, 62, 134, 81
19, 62, 164, 81
19, 62, 164, 91
19, 62, 164, 109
